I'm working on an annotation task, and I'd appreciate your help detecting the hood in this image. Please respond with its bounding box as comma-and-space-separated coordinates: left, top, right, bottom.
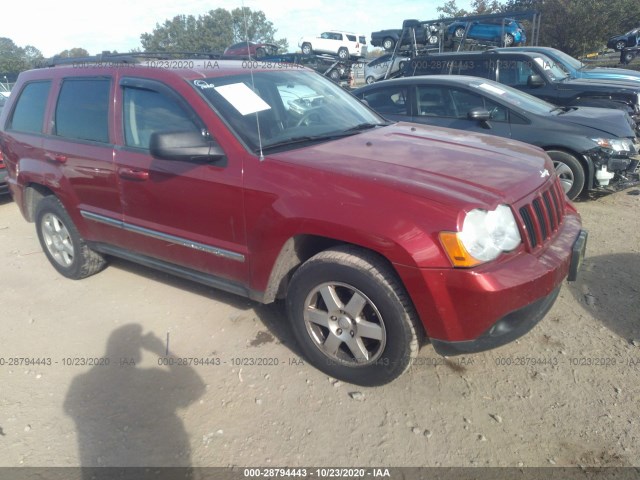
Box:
553, 106, 636, 137
270, 123, 552, 208
560, 77, 640, 92
579, 67, 640, 83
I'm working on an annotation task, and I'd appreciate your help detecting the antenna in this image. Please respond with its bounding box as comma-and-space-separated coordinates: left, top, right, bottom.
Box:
241, 1, 265, 160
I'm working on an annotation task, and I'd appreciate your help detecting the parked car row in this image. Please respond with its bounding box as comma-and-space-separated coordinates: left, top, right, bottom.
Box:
358, 47, 640, 200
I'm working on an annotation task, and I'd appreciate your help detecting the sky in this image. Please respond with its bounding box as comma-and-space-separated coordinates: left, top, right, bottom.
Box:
4, 0, 476, 57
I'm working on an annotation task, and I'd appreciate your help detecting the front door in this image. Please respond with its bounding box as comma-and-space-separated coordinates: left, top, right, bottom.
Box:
112, 77, 248, 286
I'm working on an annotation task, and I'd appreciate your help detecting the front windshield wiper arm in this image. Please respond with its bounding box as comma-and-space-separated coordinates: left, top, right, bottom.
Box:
550, 106, 572, 114
259, 123, 390, 153
342, 122, 390, 133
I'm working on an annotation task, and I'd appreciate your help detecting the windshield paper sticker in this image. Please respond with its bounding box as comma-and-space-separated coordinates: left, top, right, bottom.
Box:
214, 83, 271, 116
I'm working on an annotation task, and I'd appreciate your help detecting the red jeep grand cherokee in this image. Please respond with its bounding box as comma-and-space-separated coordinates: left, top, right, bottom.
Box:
0, 58, 586, 385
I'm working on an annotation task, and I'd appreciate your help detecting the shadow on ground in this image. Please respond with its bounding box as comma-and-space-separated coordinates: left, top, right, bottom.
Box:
568, 252, 640, 341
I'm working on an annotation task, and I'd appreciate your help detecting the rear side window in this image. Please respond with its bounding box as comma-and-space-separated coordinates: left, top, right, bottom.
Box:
346, 35, 356, 42
360, 86, 410, 116
359, 36, 366, 44
8, 81, 51, 133
55, 78, 111, 143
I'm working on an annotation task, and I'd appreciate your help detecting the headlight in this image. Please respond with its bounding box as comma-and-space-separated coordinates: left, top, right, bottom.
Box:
439, 205, 522, 267
592, 137, 634, 152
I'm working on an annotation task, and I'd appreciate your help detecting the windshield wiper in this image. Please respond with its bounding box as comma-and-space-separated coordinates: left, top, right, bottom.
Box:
550, 106, 572, 114
342, 122, 389, 133
259, 123, 389, 152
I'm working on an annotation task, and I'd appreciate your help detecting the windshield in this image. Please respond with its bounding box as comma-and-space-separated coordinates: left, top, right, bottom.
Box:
533, 56, 568, 81
470, 79, 556, 115
193, 70, 384, 151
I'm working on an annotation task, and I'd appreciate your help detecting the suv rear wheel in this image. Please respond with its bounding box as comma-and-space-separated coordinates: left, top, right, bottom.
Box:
287, 246, 420, 386
337, 48, 349, 60
35, 196, 106, 279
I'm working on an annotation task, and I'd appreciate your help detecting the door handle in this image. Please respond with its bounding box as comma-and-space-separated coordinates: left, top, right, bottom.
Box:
118, 168, 149, 181
45, 153, 67, 164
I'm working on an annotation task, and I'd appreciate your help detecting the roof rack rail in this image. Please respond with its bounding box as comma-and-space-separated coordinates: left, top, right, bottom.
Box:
44, 51, 225, 67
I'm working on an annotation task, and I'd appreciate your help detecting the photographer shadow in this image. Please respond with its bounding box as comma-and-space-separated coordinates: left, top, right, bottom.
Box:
568, 252, 640, 341
64, 324, 206, 471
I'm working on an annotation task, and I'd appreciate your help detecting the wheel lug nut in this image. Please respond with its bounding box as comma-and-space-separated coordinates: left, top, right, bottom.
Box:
336, 328, 343, 335
330, 316, 337, 321
350, 331, 355, 337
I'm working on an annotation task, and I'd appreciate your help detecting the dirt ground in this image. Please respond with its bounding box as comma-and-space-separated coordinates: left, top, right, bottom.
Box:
0, 187, 639, 469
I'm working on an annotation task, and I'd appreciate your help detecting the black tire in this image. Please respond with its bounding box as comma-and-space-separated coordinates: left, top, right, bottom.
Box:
382, 38, 395, 51
615, 40, 626, 51
504, 33, 515, 46
35, 195, 107, 279
301, 43, 312, 55
329, 69, 340, 81
256, 47, 266, 58
337, 47, 349, 60
365, 76, 375, 85
623, 51, 635, 64
427, 35, 439, 45
287, 246, 420, 386
454, 27, 466, 38
546, 150, 585, 200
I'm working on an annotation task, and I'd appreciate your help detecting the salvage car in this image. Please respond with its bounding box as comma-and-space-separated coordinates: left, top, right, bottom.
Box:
447, 18, 526, 46
403, 50, 640, 133
493, 47, 640, 83
607, 27, 639, 51
259, 53, 353, 82
223, 42, 279, 58
0, 59, 585, 385
354, 76, 639, 200
371, 20, 440, 51
364, 54, 410, 84
298, 31, 366, 59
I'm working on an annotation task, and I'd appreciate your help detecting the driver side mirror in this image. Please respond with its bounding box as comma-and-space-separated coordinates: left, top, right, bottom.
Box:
468, 107, 492, 129
527, 74, 545, 88
149, 131, 226, 166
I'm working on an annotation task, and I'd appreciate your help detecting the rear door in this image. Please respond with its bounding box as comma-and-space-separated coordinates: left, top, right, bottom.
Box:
112, 76, 248, 286
42, 76, 122, 243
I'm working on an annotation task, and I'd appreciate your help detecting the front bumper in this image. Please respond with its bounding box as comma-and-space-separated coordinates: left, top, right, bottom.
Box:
431, 229, 587, 355
396, 213, 584, 352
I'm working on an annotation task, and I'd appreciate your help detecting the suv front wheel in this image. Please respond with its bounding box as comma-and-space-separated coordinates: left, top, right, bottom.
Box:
287, 246, 420, 386
35, 195, 107, 279
301, 43, 312, 55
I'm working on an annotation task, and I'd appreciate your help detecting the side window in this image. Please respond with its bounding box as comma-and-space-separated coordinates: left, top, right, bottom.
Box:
359, 36, 366, 44
450, 88, 508, 121
346, 34, 356, 42
498, 60, 535, 86
55, 78, 110, 143
7, 81, 51, 133
416, 86, 453, 117
123, 87, 201, 149
361, 86, 409, 116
